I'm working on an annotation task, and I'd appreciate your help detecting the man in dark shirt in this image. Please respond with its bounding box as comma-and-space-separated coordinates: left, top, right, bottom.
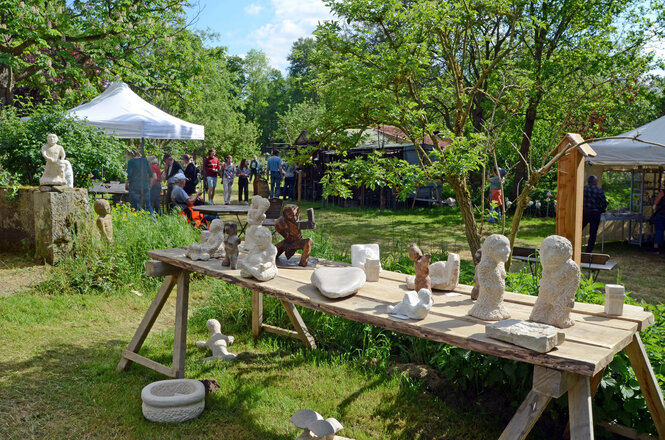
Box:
163, 154, 183, 212
582, 175, 607, 253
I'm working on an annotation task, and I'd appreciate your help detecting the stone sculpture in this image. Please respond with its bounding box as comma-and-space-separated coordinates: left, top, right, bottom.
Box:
604, 284, 625, 316
40, 133, 68, 187
486, 319, 565, 353
141, 379, 205, 423
222, 221, 241, 269
93, 199, 113, 243
529, 235, 580, 328
291, 409, 345, 440
185, 219, 225, 261
468, 234, 511, 321
408, 244, 431, 291
238, 198, 278, 281
406, 253, 460, 291
350, 244, 381, 271
387, 288, 433, 320
275, 204, 313, 267
311, 267, 366, 299
63, 159, 74, 188
470, 249, 482, 300
195, 318, 236, 361
364, 258, 381, 282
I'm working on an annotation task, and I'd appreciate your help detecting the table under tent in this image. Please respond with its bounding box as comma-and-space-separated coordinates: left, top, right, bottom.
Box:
586, 116, 665, 249
67, 82, 206, 201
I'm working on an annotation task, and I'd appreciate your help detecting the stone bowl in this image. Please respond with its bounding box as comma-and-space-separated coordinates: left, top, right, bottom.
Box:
141, 379, 205, 423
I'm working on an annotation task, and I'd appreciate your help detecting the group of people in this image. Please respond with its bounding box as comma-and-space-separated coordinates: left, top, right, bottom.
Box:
203, 149, 260, 205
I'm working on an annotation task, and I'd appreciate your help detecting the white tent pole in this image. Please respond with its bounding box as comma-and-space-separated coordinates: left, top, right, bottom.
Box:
202, 139, 205, 203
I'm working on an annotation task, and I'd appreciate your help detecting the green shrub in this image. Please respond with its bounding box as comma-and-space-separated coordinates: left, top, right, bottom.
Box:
0, 103, 127, 187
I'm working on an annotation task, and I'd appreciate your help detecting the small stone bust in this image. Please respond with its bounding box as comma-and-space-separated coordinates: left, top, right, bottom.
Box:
222, 221, 241, 269
529, 235, 580, 328
93, 199, 113, 243
468, 234, 511, 320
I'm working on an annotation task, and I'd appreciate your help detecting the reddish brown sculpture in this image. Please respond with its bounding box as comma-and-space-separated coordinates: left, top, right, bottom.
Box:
408, 243, 431, 291
275, 204, 313, 267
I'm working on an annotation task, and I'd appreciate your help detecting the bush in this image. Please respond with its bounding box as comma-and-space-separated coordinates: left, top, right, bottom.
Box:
0, 103, 127, 187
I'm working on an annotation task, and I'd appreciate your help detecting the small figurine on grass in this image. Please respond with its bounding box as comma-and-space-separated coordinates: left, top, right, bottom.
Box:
195, 319, 236, 361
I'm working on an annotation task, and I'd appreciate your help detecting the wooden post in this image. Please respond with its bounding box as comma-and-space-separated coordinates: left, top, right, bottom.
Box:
172, 271, 190, 379
252, 291, 263, 338
568, 375, 594, 439
555, 133, 596, 265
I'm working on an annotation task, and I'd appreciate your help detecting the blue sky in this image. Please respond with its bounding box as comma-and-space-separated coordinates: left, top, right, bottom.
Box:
185, 1, 333, 73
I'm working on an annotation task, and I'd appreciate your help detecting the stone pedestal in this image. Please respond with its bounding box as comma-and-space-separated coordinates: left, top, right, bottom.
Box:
33, 188, 89, 264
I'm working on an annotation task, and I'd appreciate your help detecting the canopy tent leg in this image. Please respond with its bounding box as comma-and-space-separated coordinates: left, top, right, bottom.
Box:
202, 139, 206, 203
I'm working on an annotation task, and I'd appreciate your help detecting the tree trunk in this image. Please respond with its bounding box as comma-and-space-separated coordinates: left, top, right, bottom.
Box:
513, 98, 540, 199
297, 171, 302, 205
447, 173, 482, 255
0, 65, 15, 108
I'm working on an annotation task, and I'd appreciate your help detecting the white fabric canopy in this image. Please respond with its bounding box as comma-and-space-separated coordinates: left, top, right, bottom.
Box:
586, 116, 665, 169
68, 82, 204, 140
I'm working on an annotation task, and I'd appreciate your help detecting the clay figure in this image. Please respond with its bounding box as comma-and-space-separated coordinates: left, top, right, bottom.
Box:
408, 244, 431, 291
470, 249, 482, 300
39, 133, 67, 186
387, 288, 433, 320
222, 221, 241, 269
94, 199, 113, 243
275, 204, 313, 266
195, 319, 236, 361
406, 253, 460, 291
291, 409, 344, 440
468, 234, 511, 320
529, 235, 580, 328
238, 226, 278, 281
185, 219, 225, 261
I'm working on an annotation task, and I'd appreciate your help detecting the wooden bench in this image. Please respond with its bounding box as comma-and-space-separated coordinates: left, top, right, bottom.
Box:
119, 249, 663, 439
512, 247, 617, 279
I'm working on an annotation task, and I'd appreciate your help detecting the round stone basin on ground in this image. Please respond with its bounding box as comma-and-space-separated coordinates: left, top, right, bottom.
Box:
141, 379, 205, 423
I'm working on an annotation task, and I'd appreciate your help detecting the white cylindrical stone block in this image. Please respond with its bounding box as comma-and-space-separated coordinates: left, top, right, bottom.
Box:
141, 379, 205, 423
364, 258, 381, 282
604, 284, 625, 316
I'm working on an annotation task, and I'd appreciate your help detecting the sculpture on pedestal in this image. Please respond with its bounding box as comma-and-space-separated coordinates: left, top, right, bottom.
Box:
529, 235, 580, 328
275, 204, 313, 266
195, 319, 236, 361
222, 221, 240, 269
468, 234, 511, 320
408, 244, 431, 291
238, 195, 278, 281
39, 133, 67, 187
94, 199, 113, 243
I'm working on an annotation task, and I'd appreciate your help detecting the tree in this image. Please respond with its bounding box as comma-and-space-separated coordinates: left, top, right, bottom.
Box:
286, 37, 319, 104
0, 0, 187, 107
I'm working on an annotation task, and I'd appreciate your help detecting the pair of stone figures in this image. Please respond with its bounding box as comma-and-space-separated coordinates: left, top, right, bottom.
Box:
40, 134, 74, 188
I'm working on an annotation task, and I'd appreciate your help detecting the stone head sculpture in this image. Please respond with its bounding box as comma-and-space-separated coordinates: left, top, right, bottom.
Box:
94, 199, 111, 217
223, 221, 238, 237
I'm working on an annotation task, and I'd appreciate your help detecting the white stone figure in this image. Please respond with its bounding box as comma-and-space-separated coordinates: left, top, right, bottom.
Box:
350, 244, 381, 272
185, 219, 225, 261
604, 284, 625, 316
387, 288, 433, 320
238, 226, 278, 281
39, 133, 67, 186
62, 159, 74, 188
529, 235, 580, 328
468, 234, 511, 321
244, 195, 270, 253
364, 258, 381, 282
291, 409, 344, 440
406, 253, 460, 291
311, 267, 366, 299
195, 318, 236, 361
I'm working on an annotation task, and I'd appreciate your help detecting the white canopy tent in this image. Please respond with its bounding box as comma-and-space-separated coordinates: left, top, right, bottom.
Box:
68, 82, 204, 140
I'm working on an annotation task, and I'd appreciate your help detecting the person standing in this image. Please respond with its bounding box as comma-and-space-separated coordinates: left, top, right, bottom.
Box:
237, 158, 250, 203
488, 168, 506, 223
125, 150, 154, 214
181, 154, 198, 195
222, 155, 236, 204
282, 161, 296, 200
267, 149, 283, 198
163, 154, 183, 212
249, 155, 259, 182
204, 149, 220, 203
652, 188, 665, 253
148, 155, 162, 215
582, 175, 607, 253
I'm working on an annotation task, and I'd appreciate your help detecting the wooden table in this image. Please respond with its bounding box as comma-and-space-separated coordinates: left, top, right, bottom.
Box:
192, 204, 250, 235
117, 248, 665, 439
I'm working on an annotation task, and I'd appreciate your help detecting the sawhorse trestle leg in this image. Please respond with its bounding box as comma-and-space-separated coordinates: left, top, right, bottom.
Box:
252, 291, 316, 349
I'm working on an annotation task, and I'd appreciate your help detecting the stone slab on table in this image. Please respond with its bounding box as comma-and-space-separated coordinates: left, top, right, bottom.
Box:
486, 319, 565, 353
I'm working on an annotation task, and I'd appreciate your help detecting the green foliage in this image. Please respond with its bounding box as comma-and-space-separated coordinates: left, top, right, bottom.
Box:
0, 104, 126, 186
0, 168, 22, 199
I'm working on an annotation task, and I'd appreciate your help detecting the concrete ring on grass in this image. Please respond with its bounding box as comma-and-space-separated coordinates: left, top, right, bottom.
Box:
141, 379, 205, 423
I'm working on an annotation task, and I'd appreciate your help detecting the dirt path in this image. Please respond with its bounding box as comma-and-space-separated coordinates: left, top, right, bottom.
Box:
0, 252, 50, 297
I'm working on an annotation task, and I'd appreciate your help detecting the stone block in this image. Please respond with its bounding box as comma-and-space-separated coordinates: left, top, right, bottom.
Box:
486, 319, 565, 353
0, 187, 37, 252
604, 284, 625, 316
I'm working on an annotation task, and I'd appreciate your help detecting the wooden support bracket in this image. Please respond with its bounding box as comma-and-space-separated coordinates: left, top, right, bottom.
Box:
280, 299, 317, 350
145, 260, 180, 277
499, 389, 551, 440
533, 366, 579, 398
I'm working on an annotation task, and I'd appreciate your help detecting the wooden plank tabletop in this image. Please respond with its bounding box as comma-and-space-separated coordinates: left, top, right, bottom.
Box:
147, 248, 654, 377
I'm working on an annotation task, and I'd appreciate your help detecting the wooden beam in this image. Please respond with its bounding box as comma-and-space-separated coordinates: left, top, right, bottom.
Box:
533, 366, 579, 398
116, 275, 177, 372
252, 291, 263, 338
568, 375, 594, 439
145, 260, 180, 277
499, 389, 551, 440
172, 271, 190, 379
625, 333, 665, 438
262, 324, 300, 339
280, 300, 317, 349
120, 350, 175, 378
